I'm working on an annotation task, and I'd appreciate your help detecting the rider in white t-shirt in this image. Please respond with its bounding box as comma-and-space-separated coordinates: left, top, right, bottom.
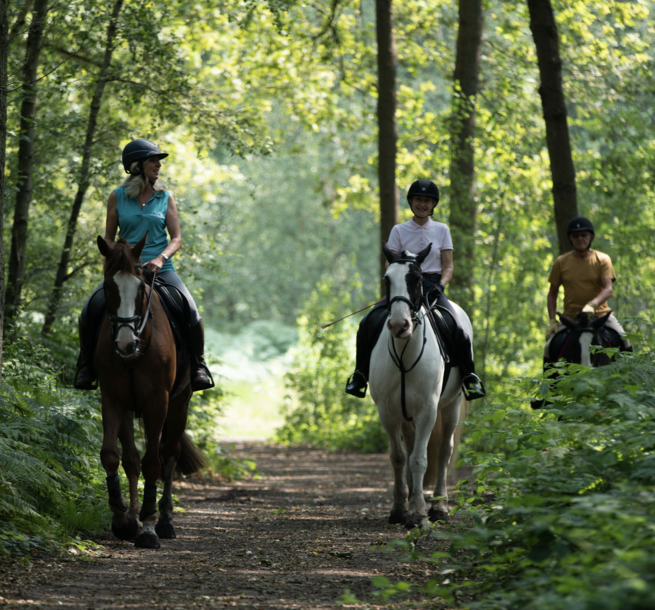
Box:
345, 179, 486, 400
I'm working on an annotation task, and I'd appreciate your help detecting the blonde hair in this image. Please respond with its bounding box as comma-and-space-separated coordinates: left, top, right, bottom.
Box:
121, 158, 167, 198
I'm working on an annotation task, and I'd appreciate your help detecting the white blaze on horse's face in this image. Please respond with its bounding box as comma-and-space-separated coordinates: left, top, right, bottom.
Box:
385, 263, 414, 340
113, 271, 141, 355
579, 332, 593, 367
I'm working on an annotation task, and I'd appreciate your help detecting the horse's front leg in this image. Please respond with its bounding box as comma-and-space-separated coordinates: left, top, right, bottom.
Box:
382, 419, 409, 525
429, 395, 461, 522
109, 408, 141, 540
135, 394, 168, 550
156, 386, 192, 540
405, 405, 437, 530
100, 397, 138, 540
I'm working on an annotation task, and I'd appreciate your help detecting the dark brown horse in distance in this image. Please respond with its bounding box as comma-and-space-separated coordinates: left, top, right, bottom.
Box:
96, 234, 206, 549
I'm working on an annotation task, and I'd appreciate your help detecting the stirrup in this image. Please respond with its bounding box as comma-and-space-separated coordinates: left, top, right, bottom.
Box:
345, 371, 367, 398
74, 365, 97, 391
191, 364, 215, 392
462, 373, 485, 400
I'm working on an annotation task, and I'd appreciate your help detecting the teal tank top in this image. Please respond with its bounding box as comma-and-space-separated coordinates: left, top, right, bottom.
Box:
114, 187, 175, 272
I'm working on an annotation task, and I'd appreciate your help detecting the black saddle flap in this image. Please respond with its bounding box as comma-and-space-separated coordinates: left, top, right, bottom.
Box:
427, 305, 456, 358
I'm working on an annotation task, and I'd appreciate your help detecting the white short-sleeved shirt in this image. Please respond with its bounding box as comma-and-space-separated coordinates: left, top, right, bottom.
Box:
387, 218, 453, 274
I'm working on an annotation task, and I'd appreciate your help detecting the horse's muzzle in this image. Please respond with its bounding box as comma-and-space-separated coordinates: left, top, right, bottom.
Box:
115, 340, 138, 358
388, 317, 412, 339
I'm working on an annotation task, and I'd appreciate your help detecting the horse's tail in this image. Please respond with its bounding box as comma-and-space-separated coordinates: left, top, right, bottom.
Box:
176, 432, 208, 475
424, 394, 469, 490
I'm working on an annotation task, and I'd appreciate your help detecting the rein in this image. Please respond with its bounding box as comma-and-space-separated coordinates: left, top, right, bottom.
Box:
385, 259, 430, 423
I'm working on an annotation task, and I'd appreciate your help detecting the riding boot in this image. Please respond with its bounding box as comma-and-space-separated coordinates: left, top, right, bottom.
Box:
74, 315, 97, 390
345, 303, 388, 399
456, 330, 486, 400
188, 318, 215, 392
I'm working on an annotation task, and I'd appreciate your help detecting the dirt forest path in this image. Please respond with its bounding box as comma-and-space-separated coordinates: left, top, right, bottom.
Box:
2, 443, 456, 609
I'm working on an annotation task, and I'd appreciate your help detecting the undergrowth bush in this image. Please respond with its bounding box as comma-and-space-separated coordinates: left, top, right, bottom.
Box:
276, 278, 387, 453
0, 338, 110, 555
373, 350, 655, 609
0, 337, 250, 556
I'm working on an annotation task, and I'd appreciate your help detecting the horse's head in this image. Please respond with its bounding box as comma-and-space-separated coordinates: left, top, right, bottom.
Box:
98, 233, 148, 358
382, 242, 432, 339
557, 311, 612, 367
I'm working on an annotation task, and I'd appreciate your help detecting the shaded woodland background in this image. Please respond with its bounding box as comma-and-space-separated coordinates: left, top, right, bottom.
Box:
2, 0, 655, 606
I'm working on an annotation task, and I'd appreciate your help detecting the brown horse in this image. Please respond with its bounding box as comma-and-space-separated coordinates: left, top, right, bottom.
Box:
96, 234, 206, 549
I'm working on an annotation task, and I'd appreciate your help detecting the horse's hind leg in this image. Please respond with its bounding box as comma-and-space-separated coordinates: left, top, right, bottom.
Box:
156, 387, 192, 540
428, 395, 461, 522
100, 398, 138, 540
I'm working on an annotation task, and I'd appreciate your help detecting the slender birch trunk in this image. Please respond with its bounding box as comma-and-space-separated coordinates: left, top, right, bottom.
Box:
375, 0, 398, 296
448, 0, 483, 310
527, 0, 579, 254
42, 0, 124, 336
4, 0, 49, 329
0, 0, 9, 375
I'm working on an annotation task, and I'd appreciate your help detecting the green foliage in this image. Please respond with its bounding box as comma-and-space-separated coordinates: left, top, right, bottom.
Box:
0, 339, 110, 555
275, 278, 387, 453
377, 351, 655, 609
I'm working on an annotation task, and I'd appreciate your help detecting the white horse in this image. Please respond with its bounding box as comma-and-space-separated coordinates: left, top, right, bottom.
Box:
369, 243, 470, 529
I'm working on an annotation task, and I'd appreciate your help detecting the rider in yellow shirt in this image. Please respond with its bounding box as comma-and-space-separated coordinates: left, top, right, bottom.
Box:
544, 217, 629, 355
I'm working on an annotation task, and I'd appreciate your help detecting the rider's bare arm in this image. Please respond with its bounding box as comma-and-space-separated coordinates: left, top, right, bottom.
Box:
547, 282, 560, 320
440, 249, 453, 286
104, 191, 118, 245
590, 277, 613, 308
162, 194, 182, 259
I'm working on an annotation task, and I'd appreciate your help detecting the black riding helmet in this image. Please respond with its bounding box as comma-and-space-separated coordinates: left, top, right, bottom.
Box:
122, 139, 168, 175
567, 217, 595, 248
407, 179, 440, 217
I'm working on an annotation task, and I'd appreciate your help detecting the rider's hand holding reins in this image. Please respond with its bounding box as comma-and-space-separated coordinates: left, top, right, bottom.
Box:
546, 318, 559, 340
582, 302, 598, 315
142, 254, 166, 273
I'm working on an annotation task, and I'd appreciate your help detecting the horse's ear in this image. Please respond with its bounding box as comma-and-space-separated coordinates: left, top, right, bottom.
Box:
382, 242, 398, 265
558, 313, 576, 329
415, 243, 433, 266
131, 232, 148, 261
592, 311, 612, 329
97, 236, 111, 258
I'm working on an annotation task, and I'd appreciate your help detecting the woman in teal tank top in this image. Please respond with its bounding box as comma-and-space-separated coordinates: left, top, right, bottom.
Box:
75, 139, 213, 392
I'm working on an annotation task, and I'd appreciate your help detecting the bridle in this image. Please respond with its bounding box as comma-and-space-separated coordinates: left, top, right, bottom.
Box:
109, 269, 158, 355
385, 259, 424, 323
385, 259, 430, 423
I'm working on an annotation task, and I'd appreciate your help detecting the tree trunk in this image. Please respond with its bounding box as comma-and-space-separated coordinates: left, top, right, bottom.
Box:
527, 0, 578, 254
4, 0, 49, 329
448, 0, 483, 310
9, 0, 34, 42
0, 0, 9, 376
42, 0, 123, 336
375, 0, 398, 296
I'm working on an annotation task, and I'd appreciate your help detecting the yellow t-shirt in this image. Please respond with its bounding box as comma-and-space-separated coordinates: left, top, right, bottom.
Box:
548, 250, 616, 318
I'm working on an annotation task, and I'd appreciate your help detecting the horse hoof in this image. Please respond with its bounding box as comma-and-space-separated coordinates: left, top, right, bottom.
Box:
428, 507, 449, 523
111, 513, 139, 540
155, 520, 176, 539
135, 531, 160, 549
388, 510, 407, 525
405, 514, 429, 530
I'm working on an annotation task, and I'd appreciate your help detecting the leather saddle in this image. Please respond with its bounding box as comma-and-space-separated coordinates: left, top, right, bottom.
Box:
424, 302, 457, 388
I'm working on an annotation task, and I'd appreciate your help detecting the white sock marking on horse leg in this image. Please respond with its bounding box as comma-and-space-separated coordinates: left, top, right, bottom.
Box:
580, 332, 593, 367
159, 456, 176, 520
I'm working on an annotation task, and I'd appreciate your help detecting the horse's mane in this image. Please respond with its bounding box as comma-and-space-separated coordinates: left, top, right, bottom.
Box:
104, 237, 143, 278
